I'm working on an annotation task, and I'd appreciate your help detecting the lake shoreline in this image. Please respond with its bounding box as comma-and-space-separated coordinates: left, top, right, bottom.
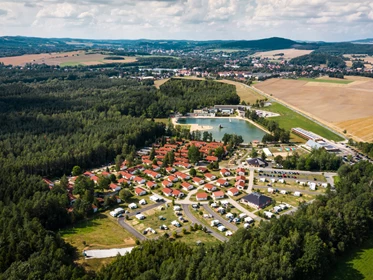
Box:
173, 115, 270, 134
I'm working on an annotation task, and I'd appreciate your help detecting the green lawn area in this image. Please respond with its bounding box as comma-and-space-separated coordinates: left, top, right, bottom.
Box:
328, 236, 373, 280
60, 213, 135, 251
266, 103, 344, 142
128, 204, 187, 236
178, 229, 220, 246
60, 62, 84, 67
152, 118, 171, 125
60, 213, 135, 272
333, 176, 341, 185
298, 77, 353, 84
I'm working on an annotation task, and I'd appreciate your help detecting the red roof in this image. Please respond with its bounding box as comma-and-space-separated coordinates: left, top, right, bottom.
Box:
135, 187, 147, 195
228, 187, 239, 194
193, 177, 203, 182
196, 192, 208, 199
172, 189, 182, 196
206, 156, 218, 162
109, 183, 119, 190
146, 181, 156, 188
162, 187, 173, 195
204, 184, 215, 190
181, 182, 192, 188
205, 173, 215, 179
213, 191, 225, 197
162, 180, 172, 187
217, 178, 228, 185
118, 178, 128, 184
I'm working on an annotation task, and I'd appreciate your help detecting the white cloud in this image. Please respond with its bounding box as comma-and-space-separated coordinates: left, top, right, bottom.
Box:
0, 0, 372, 41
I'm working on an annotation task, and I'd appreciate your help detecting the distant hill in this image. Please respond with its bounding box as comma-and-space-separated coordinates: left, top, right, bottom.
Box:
220, 37, 306, 50
350, 38, 373, 44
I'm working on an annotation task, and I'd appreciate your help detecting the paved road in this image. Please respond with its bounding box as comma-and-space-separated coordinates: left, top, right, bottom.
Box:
226, 197, 263, 221
117, 219, 147, 241
247, 168, 254, 193
127, 201, 165, 217
181, 204, 228, 242
85, 247, 134, 259
202, 204, 238, 231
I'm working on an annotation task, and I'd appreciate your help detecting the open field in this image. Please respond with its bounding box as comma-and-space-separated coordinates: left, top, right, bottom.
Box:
0, 51, 138, 66
254, 77, 373, 142
264, 103, 344, 142
219, 79, 262, 104
298, 77, 353, 84
328, 236, 373, 280
252, 49, 313, 60
60, 213, 135, 251
60, 213, 135, 271
154, 78, 170, 89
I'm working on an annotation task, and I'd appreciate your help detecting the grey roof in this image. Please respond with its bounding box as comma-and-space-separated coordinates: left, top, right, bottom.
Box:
247, 158, 267, 166
241, 192, 272, 207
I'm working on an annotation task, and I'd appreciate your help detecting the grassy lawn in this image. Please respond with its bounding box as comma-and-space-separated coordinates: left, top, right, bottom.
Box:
298, 77, 353, 84
262, 191, 314, 207
328, 236, 373, 280
179, 229, 221, 246
128, 204, 186, 236
60, 213, 135, 272
60, 213, 135, 251
333, 175, 341, 185
60, 62, 84, 67
267, 103, 344, 142
151, 118, 170, 125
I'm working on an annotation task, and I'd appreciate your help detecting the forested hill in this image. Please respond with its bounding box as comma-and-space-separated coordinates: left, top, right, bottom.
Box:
97, 161, 373, 280
0, 66, 239, 278
220, 37, 303, 50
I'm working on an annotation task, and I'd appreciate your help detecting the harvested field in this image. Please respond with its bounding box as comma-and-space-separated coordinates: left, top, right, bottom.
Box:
218, 79, 262, 104
336, 117, 373, 142
255, 76, 373, 142
253, 49, 313, 60
0, 51, 137, 66
154, 78, 170, 89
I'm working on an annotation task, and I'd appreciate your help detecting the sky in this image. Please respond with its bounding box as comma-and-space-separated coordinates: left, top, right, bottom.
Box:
0, 0, 373, 42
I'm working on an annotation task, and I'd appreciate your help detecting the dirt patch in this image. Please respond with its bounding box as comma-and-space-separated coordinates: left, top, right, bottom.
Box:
0, 51, 137, 66
154, 78, 170, 89
253, 49, 313, 60
255, 77, 373, 142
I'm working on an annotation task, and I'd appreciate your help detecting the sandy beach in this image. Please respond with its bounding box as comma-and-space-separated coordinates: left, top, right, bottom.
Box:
172, 116, 270, 134
172, 117, 213, 131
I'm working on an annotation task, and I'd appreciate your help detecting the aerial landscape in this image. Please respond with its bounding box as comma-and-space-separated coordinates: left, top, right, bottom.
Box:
1, 1, 373, 279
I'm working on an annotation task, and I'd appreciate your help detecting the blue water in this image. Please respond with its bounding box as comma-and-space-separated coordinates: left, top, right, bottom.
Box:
177, 118, 266, 143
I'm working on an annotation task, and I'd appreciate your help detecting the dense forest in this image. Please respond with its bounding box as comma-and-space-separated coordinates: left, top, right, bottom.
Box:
0, 68, 240, 278
279, 149, 343, 171
290, 53, 346, 68
97, 161, 373, 280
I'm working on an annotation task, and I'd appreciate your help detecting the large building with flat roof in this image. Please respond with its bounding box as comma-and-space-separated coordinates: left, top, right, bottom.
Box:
291, 127, 324, 141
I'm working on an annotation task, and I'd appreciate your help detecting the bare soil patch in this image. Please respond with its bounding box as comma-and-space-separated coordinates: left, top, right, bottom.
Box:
255, 77, 373, 142
154, 78, 170, 89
